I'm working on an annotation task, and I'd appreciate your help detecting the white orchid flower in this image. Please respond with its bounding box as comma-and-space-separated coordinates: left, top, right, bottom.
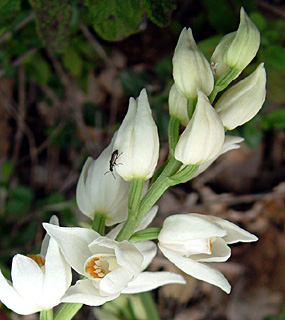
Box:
113, 88, 159, 181
158, 213, 258, 293
43, 223, 186, 306
0, 216, 72, 315
76, 134, 130, 226
173, 27, 214, 99
174, 90, 225, 165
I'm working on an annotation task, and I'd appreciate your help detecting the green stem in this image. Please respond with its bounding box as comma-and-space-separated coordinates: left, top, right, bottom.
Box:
92, 213, 106, 235
116, 158, 182, 241
128, 178, 144, 219
187, 98, 196, 119
170, 164, 199, 182
138, 292, 161, 320
54, 303, 83, 320
40, 309, 53, 320
129, 227, 161, 243
209, 67, 240, 103
168, 116, 180, 156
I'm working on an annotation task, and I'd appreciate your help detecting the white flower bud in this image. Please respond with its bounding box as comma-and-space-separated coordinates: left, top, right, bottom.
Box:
168, 83, 189, 125
114, 89, 159, 180
211, 8, 260, 75
174, 90, 225, 165
215, 63, 266, 130
173, 27, 214, 99
210, 32, 236, 79
76, 137, 130, 226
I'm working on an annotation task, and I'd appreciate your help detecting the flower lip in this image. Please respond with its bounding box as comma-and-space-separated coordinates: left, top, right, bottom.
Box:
84, 254, 120, 279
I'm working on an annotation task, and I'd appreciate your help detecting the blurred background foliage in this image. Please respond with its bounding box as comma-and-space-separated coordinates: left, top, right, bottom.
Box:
0, 0, 284, 319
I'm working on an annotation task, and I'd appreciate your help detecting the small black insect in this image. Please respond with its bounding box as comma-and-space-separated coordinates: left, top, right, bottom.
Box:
104, 150, 122, 179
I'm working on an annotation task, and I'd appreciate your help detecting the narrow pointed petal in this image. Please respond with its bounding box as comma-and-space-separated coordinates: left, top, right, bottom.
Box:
159, 246, 231, 293
40, 215, 59, 256
208, 216, 258, 244
42, 238, 72, 307
122, 271, 186, 294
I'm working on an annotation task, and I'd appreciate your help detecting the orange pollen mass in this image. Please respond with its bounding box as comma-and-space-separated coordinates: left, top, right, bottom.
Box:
85, 256, 106, 279
27, 254, 45, 267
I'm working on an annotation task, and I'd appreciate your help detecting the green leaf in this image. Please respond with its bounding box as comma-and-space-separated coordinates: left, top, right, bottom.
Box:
63, 46, 82, 76
30, 0, 72, 52
261, 108, 285, 130
6, 185, 34, 214
142, 0, 176, 27
24, 53, 50, 84
261, 45, 285, 72
86, 0, 144, 41
0, 0, 21, 30
0, 161, 13, 184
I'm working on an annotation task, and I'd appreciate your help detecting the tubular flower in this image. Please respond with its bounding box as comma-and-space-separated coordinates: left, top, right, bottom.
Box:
173, 27, 214, 99
0, 216, 71, 315
158, 213, 258, 293
215, 63, 266, 130
113, 88, 159, 181
211, 8, 260, 75
174, 90, 225, 165
76, 135, 130, 226
43, 223, 185, 306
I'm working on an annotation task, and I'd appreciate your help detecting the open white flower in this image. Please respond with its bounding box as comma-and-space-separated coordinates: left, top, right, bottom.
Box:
0, 216, 71, 315
43, 223, 185, 306
76, 135, 130, 226
113, 88, 159, 181
158, 213, 258, 293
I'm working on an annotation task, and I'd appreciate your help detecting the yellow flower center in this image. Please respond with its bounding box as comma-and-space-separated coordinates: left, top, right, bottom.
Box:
84, 254, 120, 279
27, 254, 45, 272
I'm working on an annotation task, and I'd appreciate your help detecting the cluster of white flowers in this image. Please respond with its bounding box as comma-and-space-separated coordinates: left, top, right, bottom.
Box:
0, 8, 264, 318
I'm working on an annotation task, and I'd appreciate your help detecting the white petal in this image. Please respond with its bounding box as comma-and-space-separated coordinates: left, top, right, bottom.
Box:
61, 279, 119, 306
191, 237, 231, 262
122, 271, 186, 294
42, 238, 72, 308
99, 267, 133, 296
115, 241, 143, 275
159, 246, 231, 293
0, 270, 38, 315
207, 216, 258, 244
134, 241, 157, 270
158, 214, 226, 243
43, 223, 98, 274
40, 215, 59, 256
11, 255, 45, 307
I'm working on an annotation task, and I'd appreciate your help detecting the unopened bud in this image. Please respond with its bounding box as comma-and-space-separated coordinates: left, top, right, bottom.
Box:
173, 28, 214, 99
